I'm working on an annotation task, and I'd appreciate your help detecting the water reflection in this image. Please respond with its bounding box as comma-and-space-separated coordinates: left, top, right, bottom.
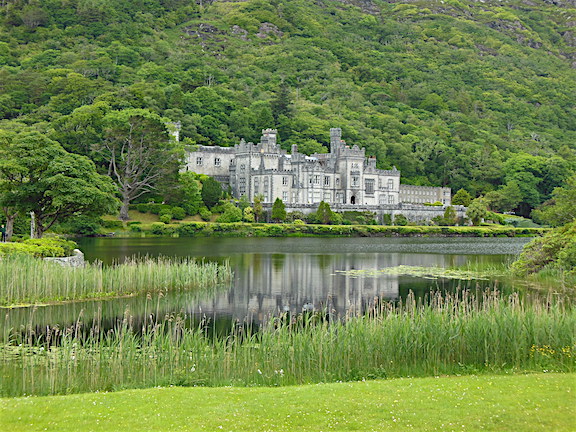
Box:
2, 237, 531, 333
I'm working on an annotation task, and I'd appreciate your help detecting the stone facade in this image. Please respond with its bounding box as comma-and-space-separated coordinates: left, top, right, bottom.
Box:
186, 128, 451, 208
400, 184, 451, 205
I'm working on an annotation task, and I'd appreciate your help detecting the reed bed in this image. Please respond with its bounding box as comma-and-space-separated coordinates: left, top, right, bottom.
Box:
0, 255, 232, 306
1, 290, 574, 397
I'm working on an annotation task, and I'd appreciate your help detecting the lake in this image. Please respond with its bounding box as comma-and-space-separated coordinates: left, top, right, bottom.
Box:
3, 236, 532, 333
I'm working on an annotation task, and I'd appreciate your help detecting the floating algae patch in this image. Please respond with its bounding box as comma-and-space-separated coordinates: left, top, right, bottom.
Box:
334, 265, 506, 281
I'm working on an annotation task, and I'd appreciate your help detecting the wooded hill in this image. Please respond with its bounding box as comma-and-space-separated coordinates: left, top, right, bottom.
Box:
1, 0, 575, 216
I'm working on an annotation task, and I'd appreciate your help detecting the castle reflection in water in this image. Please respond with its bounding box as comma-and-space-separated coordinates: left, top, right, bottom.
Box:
189, 251, 465, 323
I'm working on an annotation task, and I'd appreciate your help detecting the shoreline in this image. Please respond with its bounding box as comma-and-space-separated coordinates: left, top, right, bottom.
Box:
96, 222, 547, 238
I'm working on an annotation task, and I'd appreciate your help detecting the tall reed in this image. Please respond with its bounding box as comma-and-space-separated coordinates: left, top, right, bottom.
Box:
1, 290, 574, 397
0, 255, 232, 306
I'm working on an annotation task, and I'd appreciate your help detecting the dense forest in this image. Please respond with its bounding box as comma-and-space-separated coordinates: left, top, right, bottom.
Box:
0, 0, 575, 218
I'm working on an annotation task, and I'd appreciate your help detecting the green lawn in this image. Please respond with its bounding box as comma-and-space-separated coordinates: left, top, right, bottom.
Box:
2, 373, 574, 431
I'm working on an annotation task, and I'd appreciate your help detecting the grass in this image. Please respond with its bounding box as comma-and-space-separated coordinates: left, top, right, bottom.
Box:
2, 290, 574, 397
0, 255, 232, 306
1, 373, 574, 431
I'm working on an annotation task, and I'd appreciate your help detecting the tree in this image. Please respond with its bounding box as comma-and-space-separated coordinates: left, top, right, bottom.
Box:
98, 109, 182, 221
50, 102, 110, 157
253, 194, 264, 222
271, 198, 287, 222
316, 201, 334, 224
452, 188, 472, 206
176, 172, 203, 215
532, 175, 576, 227
271, 82, 292, 122
484, 181, 523, 213
467, 198, 488, 226
443, 206, 457, 225
243, 206, 255, 222
201, 176, 222, 208
0, 131, 118, 238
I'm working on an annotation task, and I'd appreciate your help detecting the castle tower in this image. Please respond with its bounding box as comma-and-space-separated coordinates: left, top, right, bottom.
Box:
330, 127, 342, 152
260, 128, 278, 149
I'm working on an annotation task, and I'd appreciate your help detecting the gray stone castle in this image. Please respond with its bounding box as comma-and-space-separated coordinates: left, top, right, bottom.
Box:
185, 128, 455, 220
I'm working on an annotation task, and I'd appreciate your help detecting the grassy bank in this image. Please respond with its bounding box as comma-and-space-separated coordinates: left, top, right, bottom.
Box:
2, 373, 574, 431
114, 221, 546, 238
2, 291, 573, 397
0, 255, 232, 307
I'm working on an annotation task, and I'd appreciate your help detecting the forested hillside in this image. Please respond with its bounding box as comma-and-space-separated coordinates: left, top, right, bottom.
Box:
1, 0, 575, 216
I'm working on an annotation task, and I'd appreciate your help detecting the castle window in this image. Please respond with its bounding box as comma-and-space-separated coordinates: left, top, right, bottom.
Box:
214, 157, 221, 167
388, 179, 394, 190
352, 176, 359, 187
240, 164, 246, 171
282, 176, 288, 186
239, 178, 246, 195
388, 195, 395, 204
196, 157, 203, 166
324, 176, 330, 186
313, 175, 320, 185
282, 191, 288, 201
365, 179, 374, 194
336, 178, 340, 186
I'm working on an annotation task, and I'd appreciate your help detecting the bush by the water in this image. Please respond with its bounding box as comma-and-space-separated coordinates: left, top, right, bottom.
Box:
512, 221, 576, 276
0, 237, 77, 258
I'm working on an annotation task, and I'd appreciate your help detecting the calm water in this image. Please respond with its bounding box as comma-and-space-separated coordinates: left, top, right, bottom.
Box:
5, 237, 532, 331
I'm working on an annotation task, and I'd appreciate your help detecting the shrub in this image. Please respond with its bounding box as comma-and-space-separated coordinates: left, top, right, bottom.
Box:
61, 215, 101, 236
0, 237, 78, 258
136, 203, 150, 213
129, 224, 142, 232
171, 206, 186, 220
199, 207, 212, 221
216, 203, 242, 223
512, 221, 576, 276
151, 222, 166, 235
293, 219, 305, 225
243, 206, 255, 223
287, 211, 306, 222
381, 214, 392, 225
159, 214, 172, 224
393, 214, 408, 226
102, 219, 124, 229
177, 223, 203, 237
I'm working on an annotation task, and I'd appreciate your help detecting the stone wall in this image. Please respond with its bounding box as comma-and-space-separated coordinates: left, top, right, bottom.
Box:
263, 203, 467, 223
44, 249, 85, 268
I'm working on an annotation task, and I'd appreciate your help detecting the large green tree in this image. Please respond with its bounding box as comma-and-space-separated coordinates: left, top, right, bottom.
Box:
271, 197, 286, 222
98, 109, 182, 220
0, 130, 118, 238
200, 176, 223, 209
532, 176, 576, 227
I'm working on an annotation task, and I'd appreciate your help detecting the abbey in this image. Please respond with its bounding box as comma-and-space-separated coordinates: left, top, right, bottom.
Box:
184, 128, 451, 208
